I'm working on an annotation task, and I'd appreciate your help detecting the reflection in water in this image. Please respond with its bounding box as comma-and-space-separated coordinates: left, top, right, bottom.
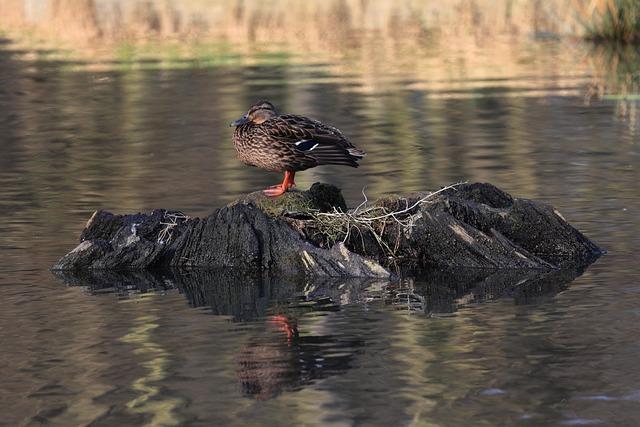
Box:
55, 269, 382, 319
54, 264, 591, 405
120, 313, 186, 425
54, 266, 588, 319
405, 267, 590, 314
586, 43, 640, 127
236, 314, 362, 401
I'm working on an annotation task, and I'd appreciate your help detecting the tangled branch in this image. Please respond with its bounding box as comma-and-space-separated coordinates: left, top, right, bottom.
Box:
305, 182, 466, 258
157, 211, 190, 244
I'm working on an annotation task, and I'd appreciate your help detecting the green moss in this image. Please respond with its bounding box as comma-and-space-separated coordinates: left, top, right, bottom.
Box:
230, 183, 347, 217
249, 191, 316, 216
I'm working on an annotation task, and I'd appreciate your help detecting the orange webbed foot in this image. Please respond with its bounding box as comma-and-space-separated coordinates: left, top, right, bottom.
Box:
263, 185, 287, 197
262, 171, 296, 197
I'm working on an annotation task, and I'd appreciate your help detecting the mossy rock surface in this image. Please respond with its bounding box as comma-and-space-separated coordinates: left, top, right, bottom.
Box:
230, 182, 347, 216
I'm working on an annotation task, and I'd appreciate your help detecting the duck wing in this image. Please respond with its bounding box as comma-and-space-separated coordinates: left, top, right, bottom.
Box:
259, 115, 365, 168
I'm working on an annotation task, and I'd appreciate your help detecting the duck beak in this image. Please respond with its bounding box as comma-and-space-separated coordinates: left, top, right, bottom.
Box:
230, 116, 249, 127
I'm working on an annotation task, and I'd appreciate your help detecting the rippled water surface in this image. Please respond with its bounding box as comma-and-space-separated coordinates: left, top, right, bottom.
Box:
0, 36, 639, 426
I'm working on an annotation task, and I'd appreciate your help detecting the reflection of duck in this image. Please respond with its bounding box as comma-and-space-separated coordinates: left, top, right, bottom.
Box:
236, 315, 299, 400
236, 311, 362, 401
270, 314, 298, 341
230, 100, 365, 196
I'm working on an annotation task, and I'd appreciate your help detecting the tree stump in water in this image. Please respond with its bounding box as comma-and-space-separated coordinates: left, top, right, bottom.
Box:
52, 182, 601, 278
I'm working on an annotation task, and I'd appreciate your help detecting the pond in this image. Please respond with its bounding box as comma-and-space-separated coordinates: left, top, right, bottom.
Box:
0, 34, 639, 426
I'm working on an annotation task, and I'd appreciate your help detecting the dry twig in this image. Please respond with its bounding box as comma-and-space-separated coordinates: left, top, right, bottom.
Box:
157, 211, 190, 244
305, 182, 466, 258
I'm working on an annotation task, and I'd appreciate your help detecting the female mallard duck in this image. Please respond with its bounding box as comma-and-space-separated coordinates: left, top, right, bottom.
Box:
230, 100, 365, 197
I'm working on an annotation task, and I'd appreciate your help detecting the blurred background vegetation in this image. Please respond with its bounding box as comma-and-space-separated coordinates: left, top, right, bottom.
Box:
0, 0, 638, 52
0, 1, 635, 41
0, 1, 638, 97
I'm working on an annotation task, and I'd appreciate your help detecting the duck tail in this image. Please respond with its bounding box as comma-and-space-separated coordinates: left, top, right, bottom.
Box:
307, 142, 366, 168
347, 147, 366, 159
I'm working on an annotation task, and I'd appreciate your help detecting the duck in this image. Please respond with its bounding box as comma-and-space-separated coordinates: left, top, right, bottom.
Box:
230, 100, 365, 197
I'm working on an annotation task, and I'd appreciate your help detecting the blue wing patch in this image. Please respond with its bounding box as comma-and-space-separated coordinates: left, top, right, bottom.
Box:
295, 139, 319, 151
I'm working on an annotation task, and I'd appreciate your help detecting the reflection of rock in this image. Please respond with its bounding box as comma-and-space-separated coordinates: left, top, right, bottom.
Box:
54, 261, 588, 318
53, 262, 593, 400
54, 268, 365, 400
53, 268, 381, 320
384, 265, 589, 314
53, 182, 601, 277
52, 268, 175, 296
175, 270, 294, 320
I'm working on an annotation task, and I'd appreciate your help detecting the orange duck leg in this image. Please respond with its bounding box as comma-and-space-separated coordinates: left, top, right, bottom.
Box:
263, 171, 296, 197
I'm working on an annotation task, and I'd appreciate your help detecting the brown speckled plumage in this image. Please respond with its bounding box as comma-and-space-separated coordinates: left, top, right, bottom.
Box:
231, 101, 365, 172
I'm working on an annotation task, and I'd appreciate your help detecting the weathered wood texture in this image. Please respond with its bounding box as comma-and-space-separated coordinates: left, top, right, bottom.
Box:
52, 182, 601, 277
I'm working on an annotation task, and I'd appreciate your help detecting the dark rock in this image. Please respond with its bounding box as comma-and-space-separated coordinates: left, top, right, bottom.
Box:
165, 202, 387, 276
52, 239, 112, 270
335, 183, 600, 270
52, 182, 601, 277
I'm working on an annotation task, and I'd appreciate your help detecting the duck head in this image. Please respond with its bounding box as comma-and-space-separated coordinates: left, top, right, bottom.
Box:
230, 100, 278, 126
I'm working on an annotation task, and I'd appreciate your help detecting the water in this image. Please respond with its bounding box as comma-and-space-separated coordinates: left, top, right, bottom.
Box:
0, 35, 639, 426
